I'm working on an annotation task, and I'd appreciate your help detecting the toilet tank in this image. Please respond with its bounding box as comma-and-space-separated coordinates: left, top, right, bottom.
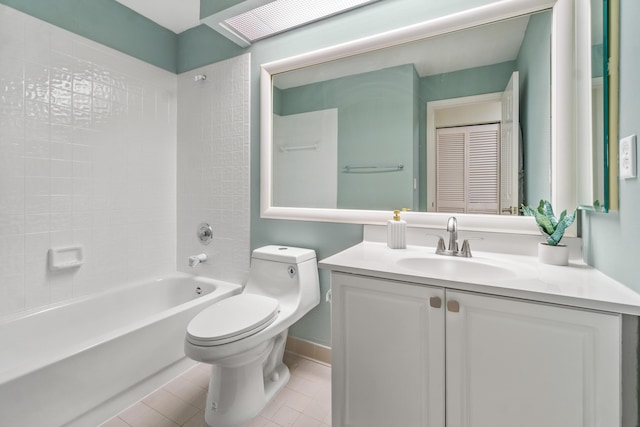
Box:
244, 246, 320, 314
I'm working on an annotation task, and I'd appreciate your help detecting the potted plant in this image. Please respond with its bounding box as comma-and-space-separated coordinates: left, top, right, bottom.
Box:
521, 199, 576, 265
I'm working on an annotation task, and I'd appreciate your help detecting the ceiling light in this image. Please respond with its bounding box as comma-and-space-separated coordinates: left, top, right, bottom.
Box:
202, 0, 381, 47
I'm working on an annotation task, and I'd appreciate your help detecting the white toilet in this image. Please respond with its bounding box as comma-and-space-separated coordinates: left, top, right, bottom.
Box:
184, 245, 320, 427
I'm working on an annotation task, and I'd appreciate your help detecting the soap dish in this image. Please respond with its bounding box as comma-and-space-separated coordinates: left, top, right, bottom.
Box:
48, 245, 84, 271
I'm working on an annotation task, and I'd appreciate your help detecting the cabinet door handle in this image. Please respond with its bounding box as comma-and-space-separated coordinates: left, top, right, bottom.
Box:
429, 296, 442, 309
447, 300, 460, 313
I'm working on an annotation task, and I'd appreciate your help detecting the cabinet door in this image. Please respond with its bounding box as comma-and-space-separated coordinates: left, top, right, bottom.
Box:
445, 290, 621, 427
331, 273, 445, 427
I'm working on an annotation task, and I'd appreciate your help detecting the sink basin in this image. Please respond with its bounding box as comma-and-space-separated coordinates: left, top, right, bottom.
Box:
396, 255, 525, 282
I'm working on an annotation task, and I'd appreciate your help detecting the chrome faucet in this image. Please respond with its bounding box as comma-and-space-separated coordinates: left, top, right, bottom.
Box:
435, 216, 472, 258
446, 216, 458, 252
188, 253, 207, 267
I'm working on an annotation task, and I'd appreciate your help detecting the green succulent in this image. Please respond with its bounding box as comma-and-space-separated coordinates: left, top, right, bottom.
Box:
521, 199, 576, 246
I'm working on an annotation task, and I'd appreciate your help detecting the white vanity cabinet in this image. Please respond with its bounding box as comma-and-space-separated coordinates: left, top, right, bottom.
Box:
445, 289, 620, 427
330, 272, 621, 427
331, 272, 446, 427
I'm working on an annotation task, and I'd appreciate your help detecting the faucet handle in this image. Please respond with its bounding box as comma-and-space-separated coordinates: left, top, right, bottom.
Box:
459, 240, 472, 257
426, 233, 447, 255
458, 236, 485, 257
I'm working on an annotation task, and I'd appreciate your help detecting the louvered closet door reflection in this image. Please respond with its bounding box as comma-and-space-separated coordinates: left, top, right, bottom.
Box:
467, 124, 499, 214
436, 124, 499, 214
436, 128, 466, 213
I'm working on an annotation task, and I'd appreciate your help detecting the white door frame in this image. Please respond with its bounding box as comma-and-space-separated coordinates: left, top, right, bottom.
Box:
426, 92, 502, 211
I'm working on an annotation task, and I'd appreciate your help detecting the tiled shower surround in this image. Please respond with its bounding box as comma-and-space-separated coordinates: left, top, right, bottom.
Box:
176, 56, 251, 284
0, 4, 251, 317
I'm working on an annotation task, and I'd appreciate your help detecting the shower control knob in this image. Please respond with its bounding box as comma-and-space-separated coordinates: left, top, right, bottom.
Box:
197, 223, 213, 245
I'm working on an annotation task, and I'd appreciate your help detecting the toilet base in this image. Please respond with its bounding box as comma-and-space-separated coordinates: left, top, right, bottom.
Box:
203, 331, 291, 427
204, 362, 290, 427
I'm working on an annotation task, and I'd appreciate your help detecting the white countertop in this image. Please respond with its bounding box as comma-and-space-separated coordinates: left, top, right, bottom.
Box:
319, 241, 640, 316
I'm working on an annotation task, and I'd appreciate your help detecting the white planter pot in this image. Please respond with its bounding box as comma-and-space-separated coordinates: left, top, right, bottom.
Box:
538, 242, 569, 266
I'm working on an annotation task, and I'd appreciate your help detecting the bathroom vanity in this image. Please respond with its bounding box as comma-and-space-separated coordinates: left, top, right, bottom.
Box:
258, 0, 629, 423
320, 227, 640, 427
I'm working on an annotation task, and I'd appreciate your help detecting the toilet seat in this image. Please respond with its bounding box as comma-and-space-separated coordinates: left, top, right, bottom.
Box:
186, 294, 280, 346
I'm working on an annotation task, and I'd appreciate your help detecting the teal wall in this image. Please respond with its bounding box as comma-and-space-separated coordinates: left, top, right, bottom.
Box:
420, 61, 517, 102
176, 25, 244, 73
584, 0, 640, 292
516, 10, 552, 206
412, 67, 421, 209
273, 86, 283, 116
278, 65, 416, 211
0, 0, 178, 73
593, 44, 605, 78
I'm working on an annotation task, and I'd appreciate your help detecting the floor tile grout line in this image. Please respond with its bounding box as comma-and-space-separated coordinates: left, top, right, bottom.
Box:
181, 408, 206, 427
139, 400, 181, 426
105, 354, 331, 427
159, 382, 206, 410
116, 416, 132, 426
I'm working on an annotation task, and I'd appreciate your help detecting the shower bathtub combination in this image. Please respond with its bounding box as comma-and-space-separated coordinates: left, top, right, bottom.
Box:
0, 273, 241, 426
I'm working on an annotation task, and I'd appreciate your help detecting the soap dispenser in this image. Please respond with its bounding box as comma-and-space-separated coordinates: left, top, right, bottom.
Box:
387, 210, 407, 249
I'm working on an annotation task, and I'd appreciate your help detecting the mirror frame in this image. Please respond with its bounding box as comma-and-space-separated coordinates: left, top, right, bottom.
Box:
260, 0, 592, 235
606, 0, 620, 211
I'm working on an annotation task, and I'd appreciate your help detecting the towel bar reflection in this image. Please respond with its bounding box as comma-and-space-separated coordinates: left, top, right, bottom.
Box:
279, 143, 318, 152
343, 164, 404, 173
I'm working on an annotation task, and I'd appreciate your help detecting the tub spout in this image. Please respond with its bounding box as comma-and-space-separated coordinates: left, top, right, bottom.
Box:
188, 253, 207, 267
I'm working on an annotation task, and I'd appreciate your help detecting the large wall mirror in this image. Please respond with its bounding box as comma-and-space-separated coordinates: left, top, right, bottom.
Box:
260, 0, 612, 233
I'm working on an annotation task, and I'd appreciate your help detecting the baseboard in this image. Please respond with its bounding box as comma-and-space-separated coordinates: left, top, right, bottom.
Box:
285, 336, 331, 365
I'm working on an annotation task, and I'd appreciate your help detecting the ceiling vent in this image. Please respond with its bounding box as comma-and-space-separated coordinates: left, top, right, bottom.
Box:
202, 0, 381, 47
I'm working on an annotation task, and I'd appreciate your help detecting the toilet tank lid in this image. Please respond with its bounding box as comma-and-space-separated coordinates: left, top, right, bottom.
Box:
252, 245, 316, 263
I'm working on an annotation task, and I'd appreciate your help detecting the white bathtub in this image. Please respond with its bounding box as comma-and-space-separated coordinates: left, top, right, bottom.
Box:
0, 273, 241, 426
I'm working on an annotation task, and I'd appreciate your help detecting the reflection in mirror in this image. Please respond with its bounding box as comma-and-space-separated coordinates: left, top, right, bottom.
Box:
272, 10, 552, 215
261, 0, 596, 232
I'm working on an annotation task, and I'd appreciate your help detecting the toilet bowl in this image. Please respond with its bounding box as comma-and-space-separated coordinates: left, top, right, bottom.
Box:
184, 246, 320, 427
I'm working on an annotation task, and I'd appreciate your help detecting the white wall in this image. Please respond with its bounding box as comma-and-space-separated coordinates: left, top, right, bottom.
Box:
176, 55, 251, 284
272, 110, 338, 208
0, 5, 177, 317
434, 101, 502, 127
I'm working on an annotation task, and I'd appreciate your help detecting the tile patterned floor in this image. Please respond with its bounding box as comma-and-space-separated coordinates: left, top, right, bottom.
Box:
100, 353, 331, 427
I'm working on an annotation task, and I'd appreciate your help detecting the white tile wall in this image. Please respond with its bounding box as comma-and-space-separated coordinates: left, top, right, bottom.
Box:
176, 55, 251, 284
0, 5, 178, 317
